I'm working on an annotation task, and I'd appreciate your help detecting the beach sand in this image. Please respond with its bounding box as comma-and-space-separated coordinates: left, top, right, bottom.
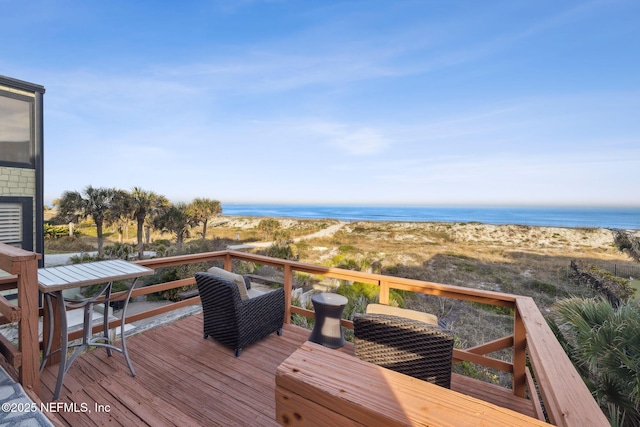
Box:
214, 216, 627, 260
212, 216, 640, 303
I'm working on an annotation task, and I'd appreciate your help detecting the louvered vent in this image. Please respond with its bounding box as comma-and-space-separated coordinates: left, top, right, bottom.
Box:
0, 203, 22, 247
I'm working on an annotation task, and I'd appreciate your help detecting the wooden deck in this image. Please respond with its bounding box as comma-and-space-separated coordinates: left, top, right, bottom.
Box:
40, 313, 539, 426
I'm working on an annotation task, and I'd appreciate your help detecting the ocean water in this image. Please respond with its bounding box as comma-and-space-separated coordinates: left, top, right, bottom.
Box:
221, 204, 640, 230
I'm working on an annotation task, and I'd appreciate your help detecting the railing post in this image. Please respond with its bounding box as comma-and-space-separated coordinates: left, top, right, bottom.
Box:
224, 253, 232, 271
14, 252, 40, 395
283, 265, 292, 324
378, 280, 390, 305
513, 303, 526, 398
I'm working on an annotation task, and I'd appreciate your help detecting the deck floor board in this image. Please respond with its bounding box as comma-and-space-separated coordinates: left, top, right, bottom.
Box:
40, 313, 537, 426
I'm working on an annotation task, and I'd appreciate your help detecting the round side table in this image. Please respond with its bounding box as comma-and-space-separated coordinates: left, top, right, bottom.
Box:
309, 292, 348, 348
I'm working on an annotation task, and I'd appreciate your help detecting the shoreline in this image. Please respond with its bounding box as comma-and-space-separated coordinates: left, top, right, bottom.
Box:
216, 214, 636, 232
220, 204, 640, 230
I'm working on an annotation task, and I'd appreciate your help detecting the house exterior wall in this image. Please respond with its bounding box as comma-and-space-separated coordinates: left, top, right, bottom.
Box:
0, 167, 37, 251
0, 75, 45, 265
0, 167, 36, 196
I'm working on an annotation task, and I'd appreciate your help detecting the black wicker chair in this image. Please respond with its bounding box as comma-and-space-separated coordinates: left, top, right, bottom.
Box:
195, 272, 285, 357
353, 313, 454, 388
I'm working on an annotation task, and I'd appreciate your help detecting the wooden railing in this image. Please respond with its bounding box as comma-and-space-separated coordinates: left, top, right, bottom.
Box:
0, 247, 607, 426
132, 250, 607, 426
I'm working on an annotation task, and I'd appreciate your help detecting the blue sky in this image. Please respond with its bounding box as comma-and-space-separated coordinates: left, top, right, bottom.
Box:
2, 0, 639, 207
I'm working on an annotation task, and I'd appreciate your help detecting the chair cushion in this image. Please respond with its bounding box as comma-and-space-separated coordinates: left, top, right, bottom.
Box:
207, 267, 249, 300
247, 288, 265, 299
366, 303, 438, 325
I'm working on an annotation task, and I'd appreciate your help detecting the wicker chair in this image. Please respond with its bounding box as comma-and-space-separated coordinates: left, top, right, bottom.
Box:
195, 272, 285, 357
353, 313, 454, 388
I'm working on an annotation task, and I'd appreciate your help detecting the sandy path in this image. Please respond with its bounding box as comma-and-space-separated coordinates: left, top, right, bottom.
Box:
227, 221, 346, 250
293, 222, 347, 241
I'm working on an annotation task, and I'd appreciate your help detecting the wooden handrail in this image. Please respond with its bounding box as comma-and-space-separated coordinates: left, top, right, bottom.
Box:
517, 296, 608, 426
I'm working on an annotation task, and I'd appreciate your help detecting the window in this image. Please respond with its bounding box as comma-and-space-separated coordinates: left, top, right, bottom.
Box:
0, 90, 34, 168
0, 202, 22, 247
0, 198, 33, 251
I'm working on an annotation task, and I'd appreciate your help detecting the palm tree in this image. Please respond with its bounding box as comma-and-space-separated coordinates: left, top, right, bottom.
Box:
56, 186, 115, 255
188, 198, 222, 239
551, 297, 640, 426
84, 186, 116, 256
130, 187, 169, 260
54, 191, 84, 224
146, 194, 169, 245
106, 189, 134, 243
153, 203, 194, 252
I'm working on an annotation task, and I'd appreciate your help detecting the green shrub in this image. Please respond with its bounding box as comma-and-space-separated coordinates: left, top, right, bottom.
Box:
184, 237, 228, 254
153, 239, 172, 248
453, 361, 500, 385
336, 281, 405, 319
149, 261, 216, 301
470, 301, 513, 316
341, 282, 378, 300
83, 280, 129, 298
290, 297, 314, 329
70, 253, 103, 264
44, 236, 94, 253
524, 279, 568, 297
44, 223, 79, 239
265, 243, 297, 260
444, 251, 471, 259
571, 261, 635, 304
551, 298, 640, 426
104, 242, 134, 260
333, 257, 361, 270
338, 245, 358, 254
294, 240, 310, 255
384, 265, 400, 275
458, 261, 477, 272
161, 285, 196, 302
232, 261, 260, 275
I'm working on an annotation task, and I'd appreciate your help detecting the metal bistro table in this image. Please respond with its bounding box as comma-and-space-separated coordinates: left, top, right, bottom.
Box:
38, 259, 154, 400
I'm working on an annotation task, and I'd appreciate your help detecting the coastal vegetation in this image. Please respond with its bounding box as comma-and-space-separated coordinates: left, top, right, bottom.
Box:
551, 297, 640, 426
50, 186, 222, 258
551, 231, 640, 426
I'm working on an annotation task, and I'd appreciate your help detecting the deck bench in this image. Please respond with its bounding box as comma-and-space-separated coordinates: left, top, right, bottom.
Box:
275, 341, 550, 427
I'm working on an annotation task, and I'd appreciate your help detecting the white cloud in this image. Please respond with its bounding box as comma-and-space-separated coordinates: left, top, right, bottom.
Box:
305, 121, 390, 156
334, 127, 388, 156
